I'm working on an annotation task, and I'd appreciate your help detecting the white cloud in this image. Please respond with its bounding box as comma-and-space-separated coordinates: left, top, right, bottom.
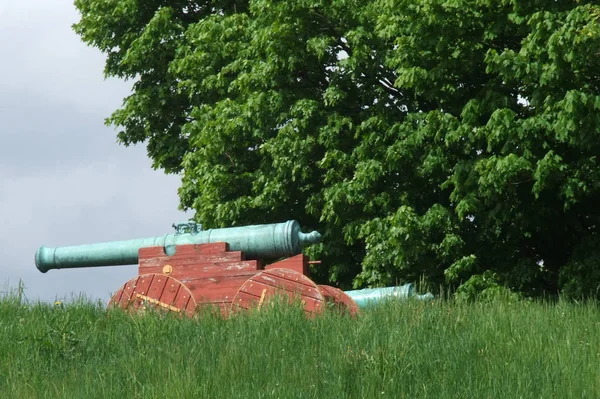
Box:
0, 0, 131, 115
0, 1, 191, 302
0, 147, 190, 302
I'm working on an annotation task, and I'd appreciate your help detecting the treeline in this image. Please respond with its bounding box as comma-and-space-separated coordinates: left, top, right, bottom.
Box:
73, 0, 600, 298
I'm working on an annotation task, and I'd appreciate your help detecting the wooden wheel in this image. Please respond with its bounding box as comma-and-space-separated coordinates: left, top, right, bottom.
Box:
230, 268, 325, 315
318, 285, 360, 316
108, 273, 197, 317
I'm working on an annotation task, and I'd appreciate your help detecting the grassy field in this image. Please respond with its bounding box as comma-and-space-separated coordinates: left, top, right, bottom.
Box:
1, 291, 599, 398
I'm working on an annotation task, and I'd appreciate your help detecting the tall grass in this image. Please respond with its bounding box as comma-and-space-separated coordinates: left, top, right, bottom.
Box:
1, 292, 599, 398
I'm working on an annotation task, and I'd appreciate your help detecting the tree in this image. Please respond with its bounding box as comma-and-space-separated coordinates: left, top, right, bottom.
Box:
74, 0, 600, 297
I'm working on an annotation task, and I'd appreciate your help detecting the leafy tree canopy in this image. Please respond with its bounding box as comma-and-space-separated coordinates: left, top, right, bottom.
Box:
74, 0, 600, 297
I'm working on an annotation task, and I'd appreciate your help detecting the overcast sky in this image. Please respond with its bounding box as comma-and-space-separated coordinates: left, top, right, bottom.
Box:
0, 1, 190, 303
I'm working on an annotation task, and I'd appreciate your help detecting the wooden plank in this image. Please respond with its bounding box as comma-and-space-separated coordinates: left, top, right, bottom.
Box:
180, 272, 256, 285
139, 244, 230, 260
232, 290, 264, 309
138, 243, 239, 265
135, 294, 182, 313
139, 252, 244, 268
108, 274, 197, 317
265, 254, 309, 276
232, 289, 323, 314
257, 269, 322, 297
133, 274, 155, 296
318, 285, 360, 316
230, 269, 325, 315
240, 277, 322, 302
145, 275, 169, 308
157, 278, 182, 307
181, 273, 256, 287
192, 285, 249, 303
172, 285, 196, 317
109, 276, 140, 309
113, 282, 127, 305
109, 288, 125, 309
141, 260, 259, 278
158, 242, 230, 255
181, 272, 256, 305
190, 242, 229, 254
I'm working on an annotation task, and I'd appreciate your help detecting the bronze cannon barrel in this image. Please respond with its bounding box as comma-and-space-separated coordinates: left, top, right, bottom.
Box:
35, 220, 321, 273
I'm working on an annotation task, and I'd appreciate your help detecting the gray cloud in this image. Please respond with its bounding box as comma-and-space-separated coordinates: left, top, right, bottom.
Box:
0, 1, 191, 302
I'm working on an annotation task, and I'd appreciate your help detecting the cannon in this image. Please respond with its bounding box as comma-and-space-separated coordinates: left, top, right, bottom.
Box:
345, 284, 434, 307
35, 220, 430, 317
36, 220, 321, 272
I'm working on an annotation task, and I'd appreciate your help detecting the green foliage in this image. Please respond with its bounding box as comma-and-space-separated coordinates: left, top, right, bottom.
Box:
559, 235, 600, 300
3, 296, 600, 398
74, 0, 600, 296
454, 271, 521, 303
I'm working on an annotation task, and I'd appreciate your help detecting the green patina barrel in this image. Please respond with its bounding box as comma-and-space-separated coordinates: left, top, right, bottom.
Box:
35, 220, 321, 273
344, 284, 434, 307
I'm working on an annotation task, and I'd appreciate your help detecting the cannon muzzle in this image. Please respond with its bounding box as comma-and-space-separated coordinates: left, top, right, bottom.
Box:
35, 220, 321, 273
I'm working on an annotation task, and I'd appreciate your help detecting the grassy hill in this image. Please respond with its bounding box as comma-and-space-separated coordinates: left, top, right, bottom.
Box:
1, 292, 598, 398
